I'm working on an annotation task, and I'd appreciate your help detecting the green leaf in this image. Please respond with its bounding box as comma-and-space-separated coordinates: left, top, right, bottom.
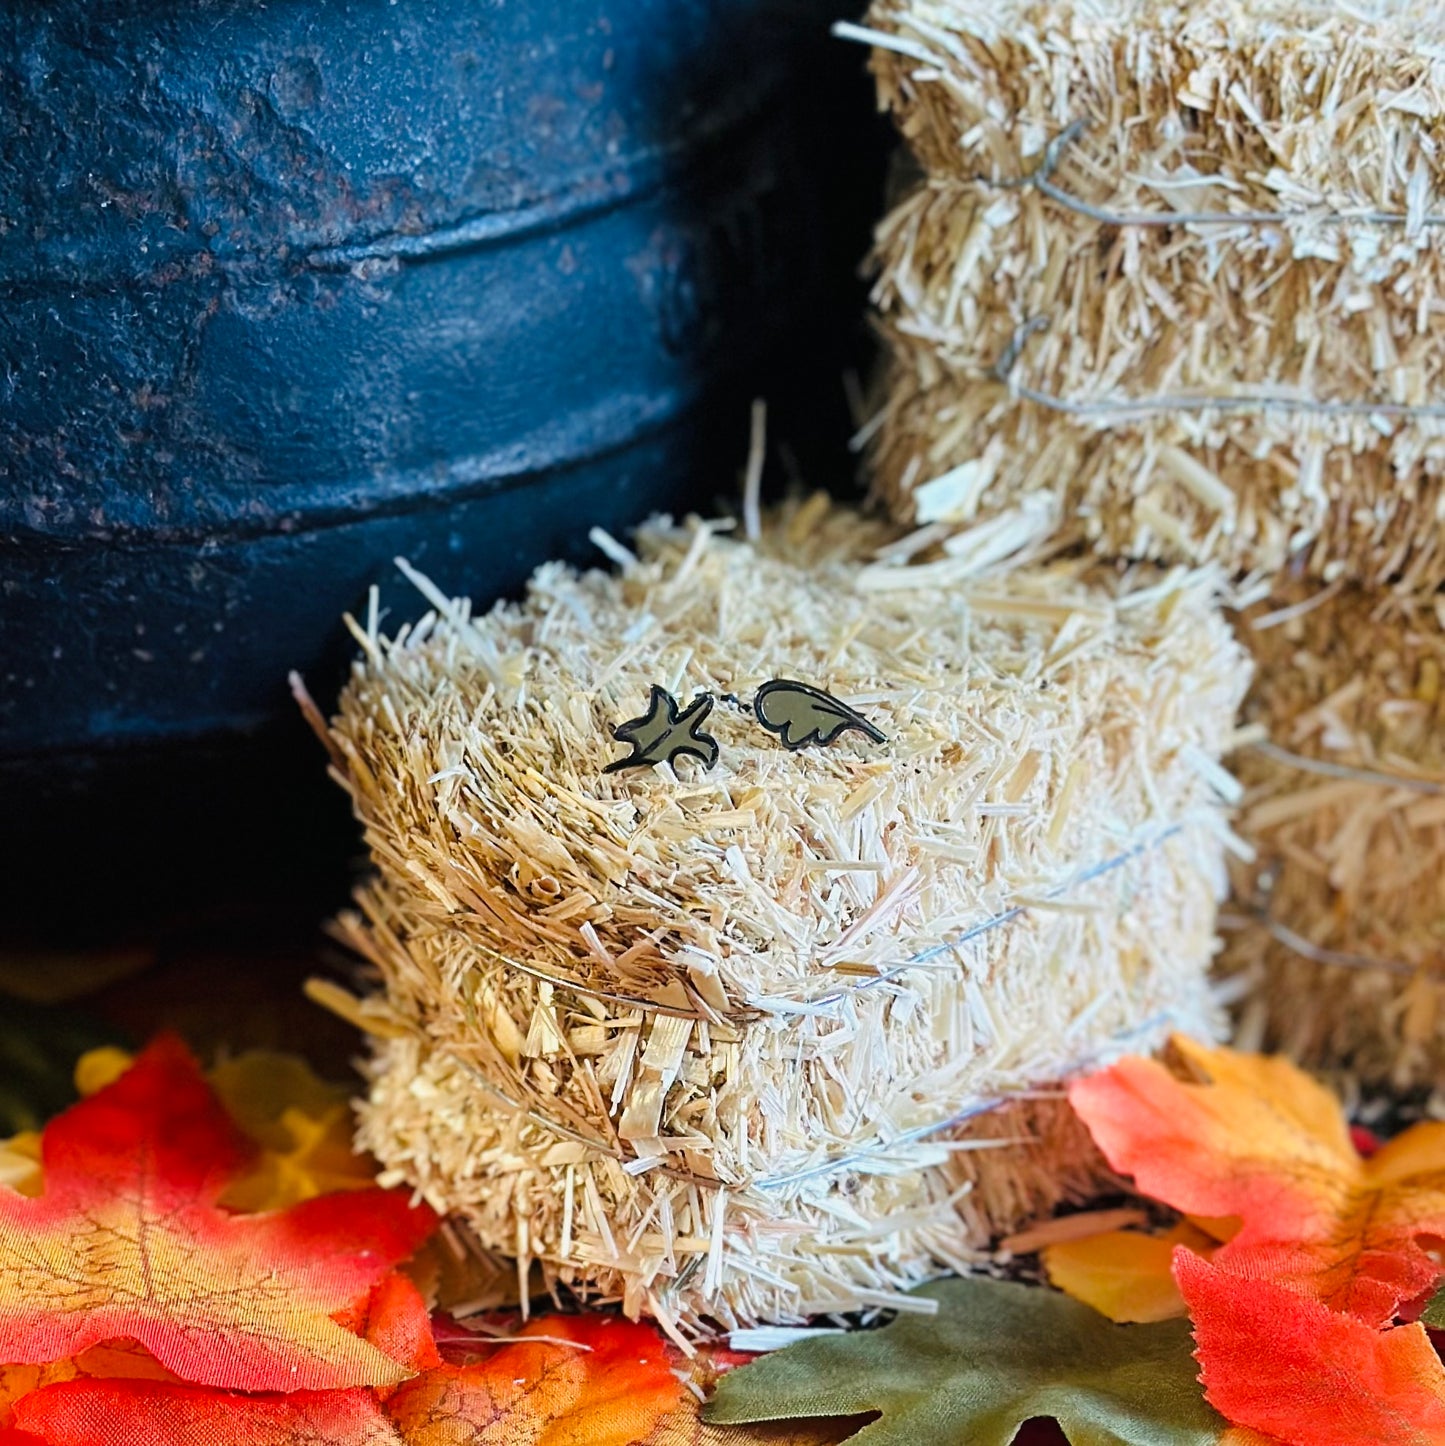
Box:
704, 1276, 1227, 1446
1422, 1285, 1445, 1329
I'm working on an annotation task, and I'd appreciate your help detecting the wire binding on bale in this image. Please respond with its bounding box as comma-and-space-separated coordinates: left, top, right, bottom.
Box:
859, 0, 1445, 597
318, 498, 1247, 1333
1225, 580, 1445, 1088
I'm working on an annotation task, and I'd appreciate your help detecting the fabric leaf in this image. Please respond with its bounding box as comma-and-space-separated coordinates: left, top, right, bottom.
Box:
388, 1312, 681, 1445
0, 1035, 437, 1392
1045, 1222, 1220, 1324
705, 1275, 1227, 1445
1068, 1036, 1445, 1327
14, 1301, 684, 1446
14, 1381, 396, 1446
1176, 1252, 1445, 1446
0, 1139, 40, 1201
34, 1046, 375, 1213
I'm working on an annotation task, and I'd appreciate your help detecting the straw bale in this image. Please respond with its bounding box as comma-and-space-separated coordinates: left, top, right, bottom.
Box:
1224, 580, 1445, 1087
321, 498, 1247, 1332
860, 0, 1445, 594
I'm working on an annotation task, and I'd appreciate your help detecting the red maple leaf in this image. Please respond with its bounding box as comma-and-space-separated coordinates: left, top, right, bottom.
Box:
0, 1035, 437, 1393
13, 1274, 683, 1446
1177, 1252, 1445, 1446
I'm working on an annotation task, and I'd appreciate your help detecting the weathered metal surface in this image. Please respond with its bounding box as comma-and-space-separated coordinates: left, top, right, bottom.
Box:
1, 0, 837, 743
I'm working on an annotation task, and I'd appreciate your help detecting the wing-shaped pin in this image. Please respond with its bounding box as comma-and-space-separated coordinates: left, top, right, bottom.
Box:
753, 679, 887, 751
604, 685, 720, 773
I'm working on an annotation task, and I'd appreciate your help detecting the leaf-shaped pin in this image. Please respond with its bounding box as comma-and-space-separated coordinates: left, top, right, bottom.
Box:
604, 685, 720, 773
753, 680, 886, 752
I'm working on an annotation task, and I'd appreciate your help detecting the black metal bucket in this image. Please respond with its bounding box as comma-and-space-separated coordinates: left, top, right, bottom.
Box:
0, 1, 883, 935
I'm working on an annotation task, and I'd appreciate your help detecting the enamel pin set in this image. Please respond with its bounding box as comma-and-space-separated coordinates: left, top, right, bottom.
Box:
604, 679, 887, 773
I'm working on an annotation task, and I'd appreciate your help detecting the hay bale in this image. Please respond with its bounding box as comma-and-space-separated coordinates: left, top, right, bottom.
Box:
1225, 580, 1445, 1087
859, 0, 1445, 594
319, 498, 1247, 1333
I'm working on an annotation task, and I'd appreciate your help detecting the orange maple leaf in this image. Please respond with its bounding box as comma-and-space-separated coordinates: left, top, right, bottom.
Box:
13, 1275, 683, 1446
1067, 1035, 1445, 1327
0, 1035, 437, 1392
1, 1339, 182, 1420
1177, 1252, 1445, 1446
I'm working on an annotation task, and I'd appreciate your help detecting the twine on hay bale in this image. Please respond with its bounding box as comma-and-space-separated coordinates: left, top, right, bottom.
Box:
857, 0, 1445, 595
1224, 580, 1445, 1088
314, 498, 1247, 1335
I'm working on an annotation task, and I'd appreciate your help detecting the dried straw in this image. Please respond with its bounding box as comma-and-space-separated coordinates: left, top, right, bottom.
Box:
1225, 580, 1445, 1087
859, 0, 1445, 596
318, 498, 1247, 1332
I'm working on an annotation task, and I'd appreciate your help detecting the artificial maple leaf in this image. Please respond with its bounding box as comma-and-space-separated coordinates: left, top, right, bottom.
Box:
705, 1275, 1228, 1445
0, 1034, 437, 1392
1044, 1220, 1222, 1324
1068, 1035, 1445, 1328
337, 1273, 443, 1379
0, 1364, 75, 1431
24, 1046, 375, 1213
16, 1277, 684, 1446
1177, 1252, 1445, 1446
12, 1380, 395, 1446
387, 1312, 681, 1446
0, 1339, 179, 1431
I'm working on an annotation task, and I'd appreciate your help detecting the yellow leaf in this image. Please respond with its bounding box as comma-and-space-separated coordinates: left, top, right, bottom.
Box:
74, 1047, 134, 1098
0, 1133, 42, 1198
1044, 1221, 1218, 1323
209, 1050, 377, 1210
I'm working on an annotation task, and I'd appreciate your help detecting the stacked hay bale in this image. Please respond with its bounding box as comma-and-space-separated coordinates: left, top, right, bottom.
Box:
859, 0, 1445, 1081
862, 0, 1445, 590
1227, 582, 1445, 1087
316, 498, 1247, 1333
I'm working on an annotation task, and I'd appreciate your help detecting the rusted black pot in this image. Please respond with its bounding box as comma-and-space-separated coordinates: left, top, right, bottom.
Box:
0, 0, 882, 935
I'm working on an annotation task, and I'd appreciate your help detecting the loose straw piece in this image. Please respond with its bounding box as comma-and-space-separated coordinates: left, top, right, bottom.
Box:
742, 399, 766, 544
